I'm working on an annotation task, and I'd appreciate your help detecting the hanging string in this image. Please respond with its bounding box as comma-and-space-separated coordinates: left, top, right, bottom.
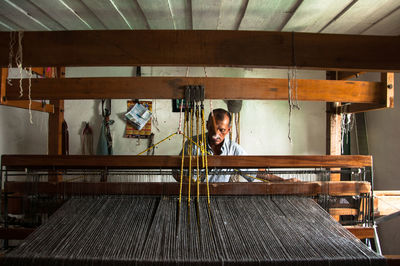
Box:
28, 67, 33, 124
235, 113, 240, 144
7, 32, 16, 86
340, 105, 354, 154
151, 99, 160, 132
178, 101, 184, 133
179, 110, 188, 205
15, 31, 24, 98
287, 32, 300, 143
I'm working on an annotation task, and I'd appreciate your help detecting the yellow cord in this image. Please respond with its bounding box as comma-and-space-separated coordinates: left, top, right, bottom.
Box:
136, 132, 177, 155
202, 109, 211, 206
188, 109, 193, 207
179, 110, 187, 205
196, 107, 200, 203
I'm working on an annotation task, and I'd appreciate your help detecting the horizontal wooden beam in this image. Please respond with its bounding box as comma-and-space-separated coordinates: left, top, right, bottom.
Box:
4, 181, 371, 196
5, 77, 385, 103
0, 100, 54, 113
346, 72, 394, 113
1, 68, 54, 113
0, 228, 35, 240
1, 155, 372, 169
329, 208, 358, 216
344, 226, 374, 239
1, 31, 400, 71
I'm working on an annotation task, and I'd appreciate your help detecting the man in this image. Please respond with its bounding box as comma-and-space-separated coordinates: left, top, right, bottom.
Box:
177, 108, 297, 182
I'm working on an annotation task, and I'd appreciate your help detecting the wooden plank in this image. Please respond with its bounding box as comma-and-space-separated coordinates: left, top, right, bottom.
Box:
3, 181, 371, 196
347, 72, 394, 113
329, 208, 358, 216
344, 226, 375, 239
1, 100, 54, 113
382, 72, 395, 108
0, 228, 35, 240
5, 77, 386, 103
0, 30, 399, 71
283, 0, 352, 32
323, 181, 371, 196
0, 155, 373, 169
337, 71, 365, 80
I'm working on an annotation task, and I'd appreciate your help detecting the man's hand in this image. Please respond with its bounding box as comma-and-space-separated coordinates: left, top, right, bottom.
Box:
256, 169, 300, 182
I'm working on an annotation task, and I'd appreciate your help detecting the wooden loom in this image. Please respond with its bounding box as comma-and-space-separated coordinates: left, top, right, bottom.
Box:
0, 30, 399, 264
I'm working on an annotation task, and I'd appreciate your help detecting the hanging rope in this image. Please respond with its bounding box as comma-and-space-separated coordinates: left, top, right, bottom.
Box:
15, 31, 24, 98
27, 67, 33, 124
287, 32, 300, 143
7, 32, 16, 86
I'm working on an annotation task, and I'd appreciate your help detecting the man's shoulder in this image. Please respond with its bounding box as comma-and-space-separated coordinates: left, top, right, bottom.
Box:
224, 140, 247, 155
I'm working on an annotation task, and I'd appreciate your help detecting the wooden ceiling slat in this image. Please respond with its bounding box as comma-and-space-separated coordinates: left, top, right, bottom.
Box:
137, 0, 175, 29
0, 14, 23, 31
112, 0, 149, 29
30, 0, 93, 30
80, 0, 131, 29
363, 7, 400, 36
168, 0, 192, 29
216, 0, 248, 30
61, 0, 107, 30
239, 0, 298, 31
283, 0, 352, 33
322, 0, 400, 34
192, 0, 222, 30
11, 0, 66, 30
0, 1, 47, 31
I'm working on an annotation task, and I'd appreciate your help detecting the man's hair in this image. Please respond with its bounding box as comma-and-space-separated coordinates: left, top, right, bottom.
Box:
208, 108, 231, 125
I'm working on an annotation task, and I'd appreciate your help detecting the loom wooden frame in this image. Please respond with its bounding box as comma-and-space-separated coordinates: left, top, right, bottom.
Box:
1, 155, 372, 169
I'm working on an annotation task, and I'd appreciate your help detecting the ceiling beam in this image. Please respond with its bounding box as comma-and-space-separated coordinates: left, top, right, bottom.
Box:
1, 30, 400, 71
5, 76, 386, 103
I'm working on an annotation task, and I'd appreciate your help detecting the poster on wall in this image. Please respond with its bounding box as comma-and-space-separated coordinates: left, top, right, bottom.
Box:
125, 100, 152, 138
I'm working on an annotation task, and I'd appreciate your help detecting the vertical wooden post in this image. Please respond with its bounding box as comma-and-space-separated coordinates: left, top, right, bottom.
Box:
326, 71, 342, 182
382, 72, 394, 108
48, 67, 65, 182
1, 68, 8, 104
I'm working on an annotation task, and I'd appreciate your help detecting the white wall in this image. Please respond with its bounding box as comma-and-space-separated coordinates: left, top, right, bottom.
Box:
64, 67, 326, 156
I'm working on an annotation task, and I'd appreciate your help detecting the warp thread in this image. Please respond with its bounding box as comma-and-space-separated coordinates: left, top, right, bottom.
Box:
3, 196, 384, 266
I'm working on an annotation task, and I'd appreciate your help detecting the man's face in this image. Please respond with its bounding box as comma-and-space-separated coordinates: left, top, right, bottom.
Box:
207, 115, 231, 145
